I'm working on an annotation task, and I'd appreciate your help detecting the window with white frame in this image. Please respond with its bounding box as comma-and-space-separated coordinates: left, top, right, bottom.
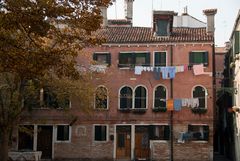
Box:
56, 125, 70, 141
119, 86, 133, 109
188, 125, 209, 141
93, 52, 111, 66
95, 86, 108, 109
193, 86, 206, 108
189, 51, 209, 66
134, 86, 147, 109
149, 125, 170, 140
118, 52, 150, 68
154, 85, 167, 109
154, 52, 166, 67
94, 125, 107, 141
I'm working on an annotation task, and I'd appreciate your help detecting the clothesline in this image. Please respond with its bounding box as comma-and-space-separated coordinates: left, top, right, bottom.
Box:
134, 64, 212, 78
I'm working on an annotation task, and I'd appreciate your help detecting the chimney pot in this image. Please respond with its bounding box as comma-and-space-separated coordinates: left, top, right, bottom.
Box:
100, 6, 108, 28
203, 9, 217, 35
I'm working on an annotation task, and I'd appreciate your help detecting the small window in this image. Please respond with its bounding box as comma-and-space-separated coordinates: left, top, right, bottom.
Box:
56, 125, 70, 141
149, 125, 170, 140
18, 125, 34, 150
93, 52, 111, 66
134, 86, 147, 109
120, 86, 133, 109
156, 19, 169, 36
234, 31, 240, 54
189, 52, 208, 66
135, 52, 150, 66
188, 125, 209, 141
193, 86, 206, 108
154, 52, 166, 67
43, 88, 70, 109
94, 125, 107, 141
95, 86, 108, 109
118, 52, 150, 68
154, 86, 166, 108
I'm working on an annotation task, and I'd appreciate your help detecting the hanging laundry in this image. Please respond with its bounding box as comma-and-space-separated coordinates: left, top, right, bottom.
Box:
193, 64, 204, 75
146, 67, 151, 72
160, 67, 169, 79
143, 67, 147, 71
174, 99, 182, 111
153, 67, 161, 80
168, 67, 176, 79
192, 98, 199, 108
181, 98, 200, 108
176, 66, 185, 73
150, 67, 154, 72
167, 99, 174, 111
184, 65, 188, 71
135, 66, 143, 75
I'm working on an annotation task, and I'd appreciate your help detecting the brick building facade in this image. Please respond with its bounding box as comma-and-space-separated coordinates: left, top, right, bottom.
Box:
12, 2, 217, 161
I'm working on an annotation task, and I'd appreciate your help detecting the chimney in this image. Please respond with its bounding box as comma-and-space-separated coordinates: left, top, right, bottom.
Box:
100, 6, 108, 28
203, 9, 217, 35
124, 0, 134, 22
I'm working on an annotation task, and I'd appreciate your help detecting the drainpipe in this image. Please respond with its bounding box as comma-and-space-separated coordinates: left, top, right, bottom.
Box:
170, 44, 174, 161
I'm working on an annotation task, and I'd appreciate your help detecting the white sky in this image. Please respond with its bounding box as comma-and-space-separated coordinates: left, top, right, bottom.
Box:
107, 0, 239, 46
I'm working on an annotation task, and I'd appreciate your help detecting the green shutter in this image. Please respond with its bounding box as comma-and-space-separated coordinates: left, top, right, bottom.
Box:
106, 53, 111, 66
161, 52, 166, 66
189, 52, 194, 65
131, 53, 135, 66
93, 53, 97, 61
203, 52, 209, 66
164, 125, 170, 140
154, 52, 160, 66
145, 52, 150, 66
235, 31, 240, 54
157, 20, 168, 36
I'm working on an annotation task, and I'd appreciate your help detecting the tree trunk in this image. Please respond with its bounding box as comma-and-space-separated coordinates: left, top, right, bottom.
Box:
0, 129, 9, 161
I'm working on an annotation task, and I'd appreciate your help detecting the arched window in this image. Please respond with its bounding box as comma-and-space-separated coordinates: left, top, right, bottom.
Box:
134, 86, 147, 109
95, 86, 108, 109
193, 86, 206, 108
154, 85, 166, 108
120, 86, 133, 109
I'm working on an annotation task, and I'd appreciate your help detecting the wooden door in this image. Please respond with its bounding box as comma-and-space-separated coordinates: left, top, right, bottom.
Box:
37, 126, 53, 159
116, 127, 131, 159
135, 127, 150, 160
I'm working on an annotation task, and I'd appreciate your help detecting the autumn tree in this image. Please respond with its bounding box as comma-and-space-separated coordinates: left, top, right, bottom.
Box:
0, 0, 111, 160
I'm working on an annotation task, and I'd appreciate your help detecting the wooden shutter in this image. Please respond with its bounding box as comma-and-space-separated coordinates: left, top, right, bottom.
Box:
106, 53, 111, 66
161, 52, 166, 66
164, 125, 170, 140
203, 52, 209, 66
189, 52, 194, 66
93, 53, 97, 61
235, 31, 240, 54
145, 52, 150, 66
154, 52, 160, 66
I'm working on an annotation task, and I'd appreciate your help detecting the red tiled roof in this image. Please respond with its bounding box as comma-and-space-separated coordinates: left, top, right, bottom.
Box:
97, 27, 213, 44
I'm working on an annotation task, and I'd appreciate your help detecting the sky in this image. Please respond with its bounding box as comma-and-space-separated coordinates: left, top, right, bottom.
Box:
107, 0, 239, 46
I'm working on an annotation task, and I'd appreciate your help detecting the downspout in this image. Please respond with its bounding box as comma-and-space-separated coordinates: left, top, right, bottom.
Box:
170, 44, 174, 161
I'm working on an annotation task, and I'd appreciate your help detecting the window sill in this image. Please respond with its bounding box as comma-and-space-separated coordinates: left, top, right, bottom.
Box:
95, 108, 109, 111
191, 108, 207, 114
150, 140, 168, 143
152, 107, 167, 112
190, 140, 208, 143
119, 108, 132, 112
132, 108, 147, 113
55, 140, 71, 143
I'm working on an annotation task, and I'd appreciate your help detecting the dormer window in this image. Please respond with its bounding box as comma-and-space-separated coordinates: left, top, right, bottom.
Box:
153, 11, 177, 37
156, 19, 169, 36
